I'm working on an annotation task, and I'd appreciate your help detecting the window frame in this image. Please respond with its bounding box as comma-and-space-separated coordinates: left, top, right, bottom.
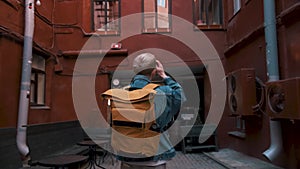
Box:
142, 0, 172, 33
193, 0, 223, 30
92, 0, 121, 35
157, 0, 166, 7
30, 54, 46, 107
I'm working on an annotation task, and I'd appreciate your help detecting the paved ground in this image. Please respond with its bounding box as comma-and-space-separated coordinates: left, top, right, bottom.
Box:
96, 149, 284, 169
98, 151, 228, 169
23, 148, 283, 169
206, 149, 284, 169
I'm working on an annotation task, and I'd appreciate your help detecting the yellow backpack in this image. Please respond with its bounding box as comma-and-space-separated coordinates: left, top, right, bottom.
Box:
101, 83, 161, 158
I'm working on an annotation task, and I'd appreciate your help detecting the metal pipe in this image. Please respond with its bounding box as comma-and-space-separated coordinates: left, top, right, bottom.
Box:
263, 0, 279, 82
263, 120, 283, 161
16, 0, 35, 161
262, 0, 283, 162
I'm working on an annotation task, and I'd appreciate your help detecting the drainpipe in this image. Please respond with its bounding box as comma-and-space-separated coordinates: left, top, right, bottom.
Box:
16, 0, 35, 163
262, 0, 283, 162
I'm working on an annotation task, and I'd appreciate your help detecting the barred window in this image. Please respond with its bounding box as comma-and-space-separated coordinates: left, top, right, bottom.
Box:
93, 0, 120, 34
142, 0, 171, 33
193, 0, 223, 29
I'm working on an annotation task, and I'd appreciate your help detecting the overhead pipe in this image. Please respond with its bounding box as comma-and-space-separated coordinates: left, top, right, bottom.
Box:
16, 0, 35, 163
262, 0, 283, 162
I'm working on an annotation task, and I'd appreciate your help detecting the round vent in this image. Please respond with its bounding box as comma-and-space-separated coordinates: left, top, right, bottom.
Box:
267, 84, 285, 113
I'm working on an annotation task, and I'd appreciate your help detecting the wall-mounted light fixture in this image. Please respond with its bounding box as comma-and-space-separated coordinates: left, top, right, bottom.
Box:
36, 0, 41, 6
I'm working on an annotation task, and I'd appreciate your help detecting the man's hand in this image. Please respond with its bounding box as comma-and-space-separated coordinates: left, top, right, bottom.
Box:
156, 60, 168, 79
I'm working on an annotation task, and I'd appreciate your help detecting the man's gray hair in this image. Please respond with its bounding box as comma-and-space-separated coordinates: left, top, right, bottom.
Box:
133, 53, 157, 73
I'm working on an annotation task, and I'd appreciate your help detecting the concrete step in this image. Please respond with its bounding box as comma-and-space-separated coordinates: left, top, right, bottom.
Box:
205, 149, 284, 169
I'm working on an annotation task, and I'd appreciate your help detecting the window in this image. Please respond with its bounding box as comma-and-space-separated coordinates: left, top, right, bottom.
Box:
142, 0, 171, 33
193, 0, 223, 29
30, 54, 46, 106
157, 0, 166, 7
233, 0, 241, 15
93, 0, 120, 34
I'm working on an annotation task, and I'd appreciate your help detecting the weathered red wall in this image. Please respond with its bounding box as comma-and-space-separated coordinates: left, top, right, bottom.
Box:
0, 1, 23, 128
1, 0, 299, 168
50, 0, 225, 129
0, 38, 22, 127
0, 0, 78, 127
221, 0, 300, 168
